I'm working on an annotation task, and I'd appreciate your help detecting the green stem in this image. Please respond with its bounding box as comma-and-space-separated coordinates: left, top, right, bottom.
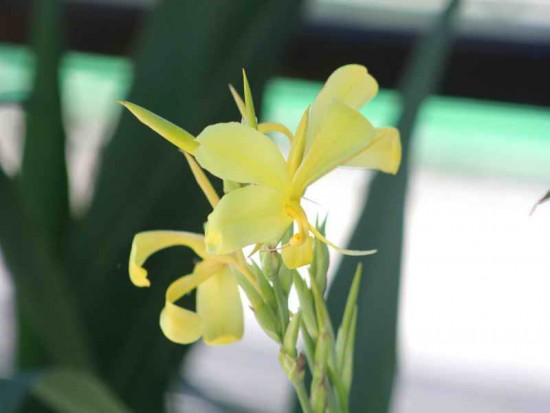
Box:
292, 378, 313, 413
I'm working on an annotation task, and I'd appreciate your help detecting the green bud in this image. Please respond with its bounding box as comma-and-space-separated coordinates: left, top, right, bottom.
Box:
310, 275, 334, 338
342, 307, 358, 395
311, 330, 331, 413
292, 272, 318, 339
232, 267, 263, 309
250, 261, 277, 311
282, 312, 301, 357
335, 264, 362, 377
278, 351, 305, 383
279, 313, 304, 382
277, 265, 295, 297
254, 303, 281, 343
309, 218, 329, 293
260, 247, 281, 280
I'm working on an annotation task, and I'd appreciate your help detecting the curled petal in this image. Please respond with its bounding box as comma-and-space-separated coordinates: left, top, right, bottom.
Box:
205, 185, 292, 255
129, 231, 206, 287
197, 266, 244, 345
345, 127, 402, 174
292, 100, 376, 196
159, 261, 219, 344
118, 101, 199, 154
308, 64, 378, 142
195, 123, 289, 191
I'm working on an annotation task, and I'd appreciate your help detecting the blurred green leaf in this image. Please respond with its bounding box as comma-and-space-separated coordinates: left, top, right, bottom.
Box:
0, 369, 129, 413
34, 369, 130, 413
17, 0, 70, 370
20, 0, 68, 253
63, 1, 302, 411
0, 169, 93, 371
327, 1, 461, 412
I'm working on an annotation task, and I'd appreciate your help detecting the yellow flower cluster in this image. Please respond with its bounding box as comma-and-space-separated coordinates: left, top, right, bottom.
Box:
124, 65, 401, 346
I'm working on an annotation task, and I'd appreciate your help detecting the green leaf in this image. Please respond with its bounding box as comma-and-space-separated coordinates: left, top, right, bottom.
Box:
242, 69, 258, 129
20, 0, 68, 254
334, 264, 362, 386
0, 169, 93, 371
17, 0, 70, 370
327, 1, 461, 412
0, 369, 129, 413
34, 369, 130, 413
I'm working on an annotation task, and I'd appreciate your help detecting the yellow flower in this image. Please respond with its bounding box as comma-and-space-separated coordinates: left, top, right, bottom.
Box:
129, 230, 243, 345
194, 65, 401, 267
119, 64, 401, 269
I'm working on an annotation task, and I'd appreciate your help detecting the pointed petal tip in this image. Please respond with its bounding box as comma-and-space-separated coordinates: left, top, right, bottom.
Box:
129, 263, 151, 287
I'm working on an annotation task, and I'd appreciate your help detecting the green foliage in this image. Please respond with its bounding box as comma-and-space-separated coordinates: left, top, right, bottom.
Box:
327, 1, 461, 412
0, 369, 130, 413
0, 0, 302, 411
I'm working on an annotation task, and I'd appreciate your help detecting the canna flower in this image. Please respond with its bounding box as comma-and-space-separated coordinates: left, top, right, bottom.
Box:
120, 64, 401, 268
195, 64, 401, 266
129, 230, 243, 345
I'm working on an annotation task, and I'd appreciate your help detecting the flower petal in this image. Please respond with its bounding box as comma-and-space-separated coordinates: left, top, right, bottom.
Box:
195, 122, 289, 191
205, 185, 292, 255
159, 261, 220, 344
129, 231, 206, 287
291, 100, 376, 196
197, 266, 244, 345
308, 64, 378, 141
119, 101, 199, 154
345, 127, 402, 174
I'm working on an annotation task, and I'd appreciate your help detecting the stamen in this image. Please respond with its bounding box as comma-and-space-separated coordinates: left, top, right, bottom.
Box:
308, 224, 377, 256
247, 243, 263, 258
258, 122, 294, 142
228, 84, 246, 119
288, 108, 309, 178
183, 152, 220, 208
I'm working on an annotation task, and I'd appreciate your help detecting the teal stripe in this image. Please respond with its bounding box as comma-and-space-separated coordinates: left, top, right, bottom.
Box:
1, 44, 549, 179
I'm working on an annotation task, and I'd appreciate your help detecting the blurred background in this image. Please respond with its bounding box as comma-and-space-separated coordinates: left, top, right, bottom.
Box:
0, 0, 549, 412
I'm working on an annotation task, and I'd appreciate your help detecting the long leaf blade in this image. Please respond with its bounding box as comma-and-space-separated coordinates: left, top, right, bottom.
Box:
17, 0, 70, 370
20, 0, 69, 252
0, 170, 93, 370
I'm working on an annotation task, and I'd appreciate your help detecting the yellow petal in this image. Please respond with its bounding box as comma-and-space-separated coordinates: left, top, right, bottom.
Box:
118, 101, 199, 154
282, 235, 314, 269
195, 122, 289, 191
287, 108, 309, 178
160, 303, 202, 345
308, 64, 378, 141
159, 261, 220, 344
345, 127, 402, 174
291, 100, 376, 196
129, 231, 206, 287
205, 185, 292, 255
197, 266, 244, 345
